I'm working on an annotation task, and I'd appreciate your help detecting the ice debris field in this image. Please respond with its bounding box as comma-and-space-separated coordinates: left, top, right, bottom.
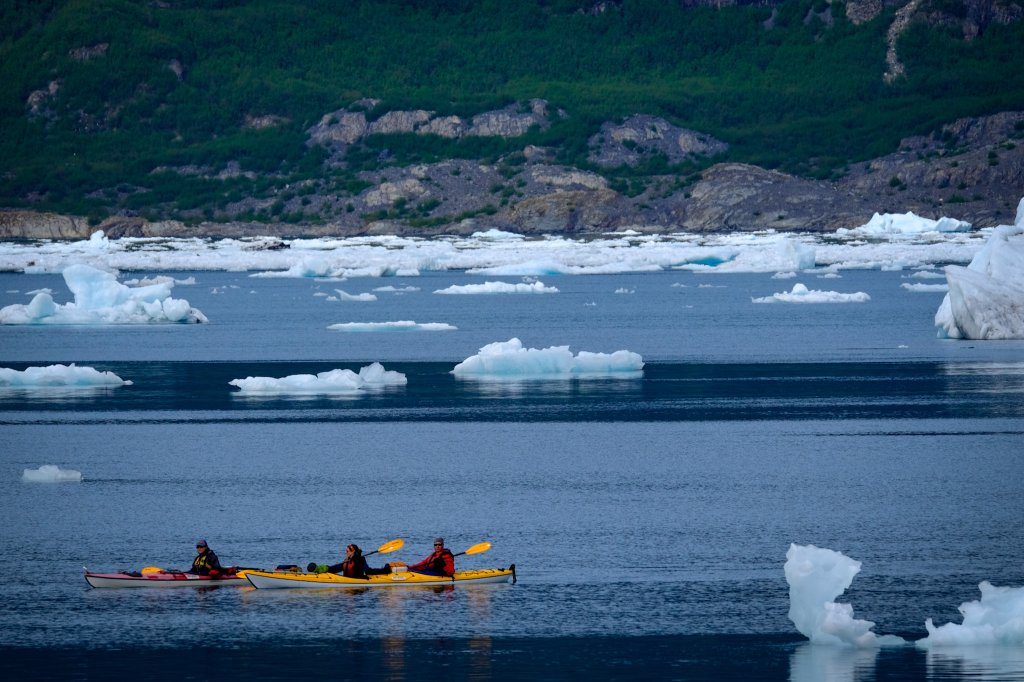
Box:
1, 202, 1021, 338
786, 543, 1024, 649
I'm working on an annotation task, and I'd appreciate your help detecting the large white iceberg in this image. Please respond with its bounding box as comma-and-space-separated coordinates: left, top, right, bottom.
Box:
840, 211, 972, 235
22, 465, 82, 483
785, 544, 905, 647
919, 581, 1024, 647
451, 338, 643, 377
935, 201, 1024, 339
229, 362, 406, 394
0, 364, 131, 387
752, 283, 870, 304
0, 264, 207, 324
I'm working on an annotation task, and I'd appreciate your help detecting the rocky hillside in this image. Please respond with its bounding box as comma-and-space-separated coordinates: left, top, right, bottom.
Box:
2, 0, 1024, 238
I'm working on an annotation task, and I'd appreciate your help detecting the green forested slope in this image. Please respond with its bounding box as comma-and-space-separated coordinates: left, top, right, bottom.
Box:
1, 0, 1022, 223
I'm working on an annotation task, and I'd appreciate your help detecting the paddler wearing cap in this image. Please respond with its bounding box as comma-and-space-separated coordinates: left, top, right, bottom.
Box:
407, 537, 455, 577
188, 538, 223, 577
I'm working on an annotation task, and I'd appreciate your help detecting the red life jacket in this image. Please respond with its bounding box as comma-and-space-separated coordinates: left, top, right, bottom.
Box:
411, 548, 455, 576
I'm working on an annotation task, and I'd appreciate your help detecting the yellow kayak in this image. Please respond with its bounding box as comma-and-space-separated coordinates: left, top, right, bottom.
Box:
240, 565, 516, 589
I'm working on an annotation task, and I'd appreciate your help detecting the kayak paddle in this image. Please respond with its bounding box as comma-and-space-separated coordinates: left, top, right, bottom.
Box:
454, 542, 491, 557
365, 538, 404, 557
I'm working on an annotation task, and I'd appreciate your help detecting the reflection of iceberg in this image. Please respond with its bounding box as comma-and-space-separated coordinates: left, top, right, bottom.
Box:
229, 362, 406, 394
935, 202, 1024, 339
785, 544, 905, 647
452, 338, 643, 378
789, 642, 879, 682
22, 465, 82, 483
0, 264, 206, 324
925, 645, 1024, 680
0, 364, 131, 387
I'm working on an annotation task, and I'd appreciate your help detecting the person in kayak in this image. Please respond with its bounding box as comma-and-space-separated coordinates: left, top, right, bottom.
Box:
408, 537, 455, 577
189, 539, 223, 577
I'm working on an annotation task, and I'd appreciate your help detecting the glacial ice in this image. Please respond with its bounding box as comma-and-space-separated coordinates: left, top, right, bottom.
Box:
451, 338, 644, 377
752, 283, 871, 303
229, 362, 407, 394
787, 543, 1024, 650
0, 364, 131, 387
327, 321, 456, 332
935, 202, 1024, 339
785, 543, 905, 647
22, 465, 82, 483
838, 211, 972, 235
434, 281, 559, 294
0, 264, 207, 324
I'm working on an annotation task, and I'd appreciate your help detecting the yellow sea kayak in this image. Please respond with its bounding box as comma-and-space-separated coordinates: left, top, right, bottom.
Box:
240, 565, 516, 589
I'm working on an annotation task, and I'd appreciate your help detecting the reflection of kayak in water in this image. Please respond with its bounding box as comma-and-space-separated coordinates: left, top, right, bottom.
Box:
240, 565, 517, 589
84, 569, 249, 588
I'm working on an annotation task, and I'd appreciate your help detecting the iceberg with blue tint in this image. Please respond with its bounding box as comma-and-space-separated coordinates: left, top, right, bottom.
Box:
785, 544, 906, 647
752, 283, 870, 304
0, 364, 131, 387
918, 581, 1024, 647
0, 264, 206, 324
452, 338, 643, 377
935, 200, 1024, 339
434, 281, 558, 295
229, 362, 406, 394
328, 321, 456, 332
22, 465, 82, 483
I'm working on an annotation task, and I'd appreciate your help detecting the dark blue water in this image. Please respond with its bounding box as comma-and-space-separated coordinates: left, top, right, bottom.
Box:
2, 270, 1023, 680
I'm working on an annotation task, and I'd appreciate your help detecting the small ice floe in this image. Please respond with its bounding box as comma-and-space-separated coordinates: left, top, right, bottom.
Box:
935, 200, 1024, 340
123, 275, 196, 286
0, 364, 132, 387
22, 465, 82, 483
327, 321, 456, 332
901, 282, 949, 293
752, 283, 870, 304
772, 271, 797, 280
614, 288, 635, 294
372, 285, 420, 293
451, 338, 643, 378
329, 289, 377, 302
785, 544, 906, 647
434, 281, 559, 295
0, 264, 206, 324
229, 362, 406, 394
918, 581, 1024, 647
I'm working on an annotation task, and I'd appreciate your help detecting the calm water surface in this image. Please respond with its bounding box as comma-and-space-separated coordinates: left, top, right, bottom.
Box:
2, 270, 1023, 680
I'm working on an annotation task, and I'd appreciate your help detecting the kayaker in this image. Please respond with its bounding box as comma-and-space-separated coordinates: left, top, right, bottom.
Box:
408, 537, 455, 577
326, 543, 371, 579
189, 539, 223, 577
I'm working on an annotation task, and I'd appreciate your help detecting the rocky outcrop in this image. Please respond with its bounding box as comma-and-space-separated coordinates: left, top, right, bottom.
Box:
0, 211, 92, 240
588, 115, 728, 168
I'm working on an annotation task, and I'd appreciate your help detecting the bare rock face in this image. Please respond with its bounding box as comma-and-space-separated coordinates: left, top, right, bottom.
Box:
0, 211, 92, 240
588, 115, 728, 168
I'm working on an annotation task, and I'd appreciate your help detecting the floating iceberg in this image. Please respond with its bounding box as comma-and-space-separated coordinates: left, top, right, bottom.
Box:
840, 211, 972, 235
752, 283, 870, 304
0, 364, 131, 387
327, 321, 456, 332
451, 338, 643, 377
0, 264, 206, 324
22, 465, 82, 483
935, 201, 1024, 339
901, 282, 949, 293
330, 289, 377, 302
785, 544, 905, 647
229, 362, 407, 394
434, 281, 559, 295
918, 581, 1024, 648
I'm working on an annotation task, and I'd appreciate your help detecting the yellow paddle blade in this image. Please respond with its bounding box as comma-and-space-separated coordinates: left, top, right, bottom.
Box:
141, 566, 165, 574
377, 538, 404, 554
463, 542, 491, 556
